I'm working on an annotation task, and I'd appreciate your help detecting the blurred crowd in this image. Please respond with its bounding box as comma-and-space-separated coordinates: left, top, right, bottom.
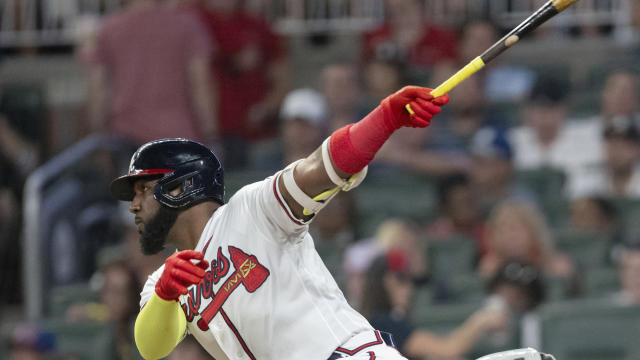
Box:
2, 0, 640, 359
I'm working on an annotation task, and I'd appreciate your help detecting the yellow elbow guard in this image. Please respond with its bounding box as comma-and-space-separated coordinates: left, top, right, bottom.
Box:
134, 293, 187, 359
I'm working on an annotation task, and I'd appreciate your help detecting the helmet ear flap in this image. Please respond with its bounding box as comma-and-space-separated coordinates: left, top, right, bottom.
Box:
154, 172, 196, 208
154, 158, 223, 208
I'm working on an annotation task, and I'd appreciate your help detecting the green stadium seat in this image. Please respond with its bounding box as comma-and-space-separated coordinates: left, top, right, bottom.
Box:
447, 273, 486, 304
354, 172, 438, 237
612, 198, 640, 243
0, 83, 47, 141
545, 275, 572, 302
412, 284, 434, 308
49, 283, 98, 318
315, 243, 346, 281
223, 169, 273, 200
554, 230, 612, 269
413, 302, 480, 334
426, 236, 477, 280
43, 319, 117, 360
540, 299, 640, 360
582, 267, 620, 298
569, 90, 600, 118
514, 167, 568, 227
413, 302, 519, 358
586, 57, 640, 91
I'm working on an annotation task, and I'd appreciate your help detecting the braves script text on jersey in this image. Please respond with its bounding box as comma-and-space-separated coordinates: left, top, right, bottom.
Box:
140, 171, 402, 359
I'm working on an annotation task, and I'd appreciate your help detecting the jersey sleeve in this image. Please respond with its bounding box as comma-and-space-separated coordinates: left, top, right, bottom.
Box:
139, 264, 164, 308
226, 171, 310, 242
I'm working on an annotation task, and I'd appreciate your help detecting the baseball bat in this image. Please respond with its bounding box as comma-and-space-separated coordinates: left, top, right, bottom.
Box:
426, 0, 581, 99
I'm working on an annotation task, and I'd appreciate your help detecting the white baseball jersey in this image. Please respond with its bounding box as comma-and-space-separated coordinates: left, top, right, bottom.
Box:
140, 171, 374, 359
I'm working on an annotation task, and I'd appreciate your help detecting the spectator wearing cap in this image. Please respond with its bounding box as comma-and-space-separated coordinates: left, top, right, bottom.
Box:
510, 76, 603, 196
470, 126, 537, 217
485, 260, 546, 349
252, 88, 328, 171
280, 88, 328, 165
570, 114, 640, 198
359, 250, 509, 359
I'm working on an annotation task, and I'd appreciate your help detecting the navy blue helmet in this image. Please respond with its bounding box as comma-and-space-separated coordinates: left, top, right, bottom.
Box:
110, 138, 224, 208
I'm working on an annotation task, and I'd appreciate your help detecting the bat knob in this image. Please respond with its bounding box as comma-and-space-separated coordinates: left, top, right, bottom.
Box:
197, 318, 209, 331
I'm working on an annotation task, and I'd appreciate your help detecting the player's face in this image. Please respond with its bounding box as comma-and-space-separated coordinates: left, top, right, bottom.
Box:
130, 179, 179, 255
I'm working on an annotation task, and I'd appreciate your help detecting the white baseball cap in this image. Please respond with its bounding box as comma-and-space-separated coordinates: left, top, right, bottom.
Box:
280, 88, 328, 126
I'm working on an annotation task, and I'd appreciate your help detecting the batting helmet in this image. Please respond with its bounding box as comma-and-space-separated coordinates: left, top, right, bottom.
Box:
110, 138, 224, 208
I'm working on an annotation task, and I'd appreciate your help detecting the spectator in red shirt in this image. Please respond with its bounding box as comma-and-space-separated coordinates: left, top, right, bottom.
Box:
86, 0, 216, 146
198, 0, 290, 168
362, 0, 458, 70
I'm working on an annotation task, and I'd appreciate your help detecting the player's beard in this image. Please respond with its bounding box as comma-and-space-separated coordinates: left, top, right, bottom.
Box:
139, 205, 180, 255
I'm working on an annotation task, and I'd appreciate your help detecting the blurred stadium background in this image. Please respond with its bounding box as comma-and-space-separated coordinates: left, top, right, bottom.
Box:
1, 0, 640, 359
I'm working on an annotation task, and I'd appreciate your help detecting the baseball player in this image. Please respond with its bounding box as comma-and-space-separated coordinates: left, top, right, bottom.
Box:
111, 86, 553, 360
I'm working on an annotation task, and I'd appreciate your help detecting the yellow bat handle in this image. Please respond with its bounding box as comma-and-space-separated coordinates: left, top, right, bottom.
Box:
430, 56, 486, 98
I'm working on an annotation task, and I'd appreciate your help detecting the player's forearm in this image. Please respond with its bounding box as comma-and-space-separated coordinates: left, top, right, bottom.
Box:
279, 87, 448, 218
134, 293, 186, 360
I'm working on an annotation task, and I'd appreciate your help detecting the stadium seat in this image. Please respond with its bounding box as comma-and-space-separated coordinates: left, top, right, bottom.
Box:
446, 273, 486, 304
554, 230, 612, 269
540, 299, 640, 360
413, 302, 519, 358
224, 169, 274, 200
42, 319, 117, 360
586, 58, 640, 91
0, 82, 47, 141
612, 198, 640, 243
413, 302, 480, 334
48, 283, 98, 318
354, 171, 438, 237
582, 266, 620, 298
514, 167, 568, 227
569, 90, 600, 118
426, 236, 478, 281
545, 275, 572, 302
315, 242, 346, 281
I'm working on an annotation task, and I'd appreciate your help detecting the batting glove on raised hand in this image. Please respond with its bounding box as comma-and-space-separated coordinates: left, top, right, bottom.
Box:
155, 250, 209, 301
382, 86, 449, 129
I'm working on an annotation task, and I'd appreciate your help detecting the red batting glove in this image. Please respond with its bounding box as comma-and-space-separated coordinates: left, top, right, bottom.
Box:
381, 86, 450, 129
329, 85, 449, 175
155, 250, 209, 301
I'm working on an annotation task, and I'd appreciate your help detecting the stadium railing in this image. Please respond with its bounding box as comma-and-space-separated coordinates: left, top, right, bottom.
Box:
0, 0, 633, 48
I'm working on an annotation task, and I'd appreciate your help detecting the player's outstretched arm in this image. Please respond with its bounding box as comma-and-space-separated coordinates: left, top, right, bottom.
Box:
278, 86, 449, 219
134, 251, 209, 359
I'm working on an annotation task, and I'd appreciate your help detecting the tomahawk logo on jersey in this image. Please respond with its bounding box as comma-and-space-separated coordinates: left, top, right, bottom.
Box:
178, 243, 271, 331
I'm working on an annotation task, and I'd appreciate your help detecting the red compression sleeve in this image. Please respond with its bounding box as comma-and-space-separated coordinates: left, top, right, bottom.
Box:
329, 105, 396, 174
